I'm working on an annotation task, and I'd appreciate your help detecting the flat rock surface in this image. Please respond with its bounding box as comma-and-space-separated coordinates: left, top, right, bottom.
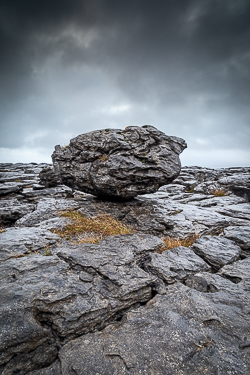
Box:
214, 203, 250, 221
0, 162, 249, 374
15, 198, 80, 227
59, 282, 250, 375
0, 227, 60, 261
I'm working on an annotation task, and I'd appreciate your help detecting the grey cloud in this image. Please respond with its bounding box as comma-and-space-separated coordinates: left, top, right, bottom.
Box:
0, 0, 250, 166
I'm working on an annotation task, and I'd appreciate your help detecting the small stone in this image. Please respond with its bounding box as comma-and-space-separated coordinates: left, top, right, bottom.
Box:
191, 236, 241, 269
222, 225, 250, 250
218, 257, 250, 286
149, 246, 210, 283
0, 182, 23, 195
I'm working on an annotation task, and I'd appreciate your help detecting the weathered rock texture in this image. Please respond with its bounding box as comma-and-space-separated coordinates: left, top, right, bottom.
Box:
0, 162, 250, 374
51, 125, 187, 198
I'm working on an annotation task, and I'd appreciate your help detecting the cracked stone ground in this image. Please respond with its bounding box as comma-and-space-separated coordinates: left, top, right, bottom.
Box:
0, 163, 249, 374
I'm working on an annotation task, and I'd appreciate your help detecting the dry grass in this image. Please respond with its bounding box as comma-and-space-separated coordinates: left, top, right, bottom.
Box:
53, 210, 132, 244
169, 210, 182, 215
210, 189, 227, 197
187, 186, 195, 193
0, 222, 6, 233
61, 144, 69, 150
98, 154, 109, 162
159, 234, 200, 253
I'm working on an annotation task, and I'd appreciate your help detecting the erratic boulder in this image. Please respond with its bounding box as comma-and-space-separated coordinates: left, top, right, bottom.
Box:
51, 125, 186, 198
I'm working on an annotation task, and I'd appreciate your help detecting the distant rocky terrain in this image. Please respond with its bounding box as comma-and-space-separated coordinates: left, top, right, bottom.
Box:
0, 161, 250, 374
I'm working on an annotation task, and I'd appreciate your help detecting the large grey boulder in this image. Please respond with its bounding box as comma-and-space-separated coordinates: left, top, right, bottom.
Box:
51, 125, 186, 198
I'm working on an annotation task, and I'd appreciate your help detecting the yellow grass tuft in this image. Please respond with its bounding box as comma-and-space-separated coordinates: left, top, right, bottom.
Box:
0, 223, 6, 233
159, 234, 200, 253
52, 210, 132, 244
61, 144, 69, 150
98, 154, 109, 162
210, 189, 227, 197
187, 186, 195, 193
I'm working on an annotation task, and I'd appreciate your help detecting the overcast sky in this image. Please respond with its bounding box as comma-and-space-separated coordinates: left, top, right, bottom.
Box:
0, 0, 250, 167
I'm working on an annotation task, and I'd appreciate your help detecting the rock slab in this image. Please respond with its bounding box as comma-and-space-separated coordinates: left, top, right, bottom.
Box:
191, 236, 241, 269
59, 281, 250, 375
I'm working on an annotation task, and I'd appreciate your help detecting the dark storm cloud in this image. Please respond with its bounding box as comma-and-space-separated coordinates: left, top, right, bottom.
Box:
0, 0, 250, 165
